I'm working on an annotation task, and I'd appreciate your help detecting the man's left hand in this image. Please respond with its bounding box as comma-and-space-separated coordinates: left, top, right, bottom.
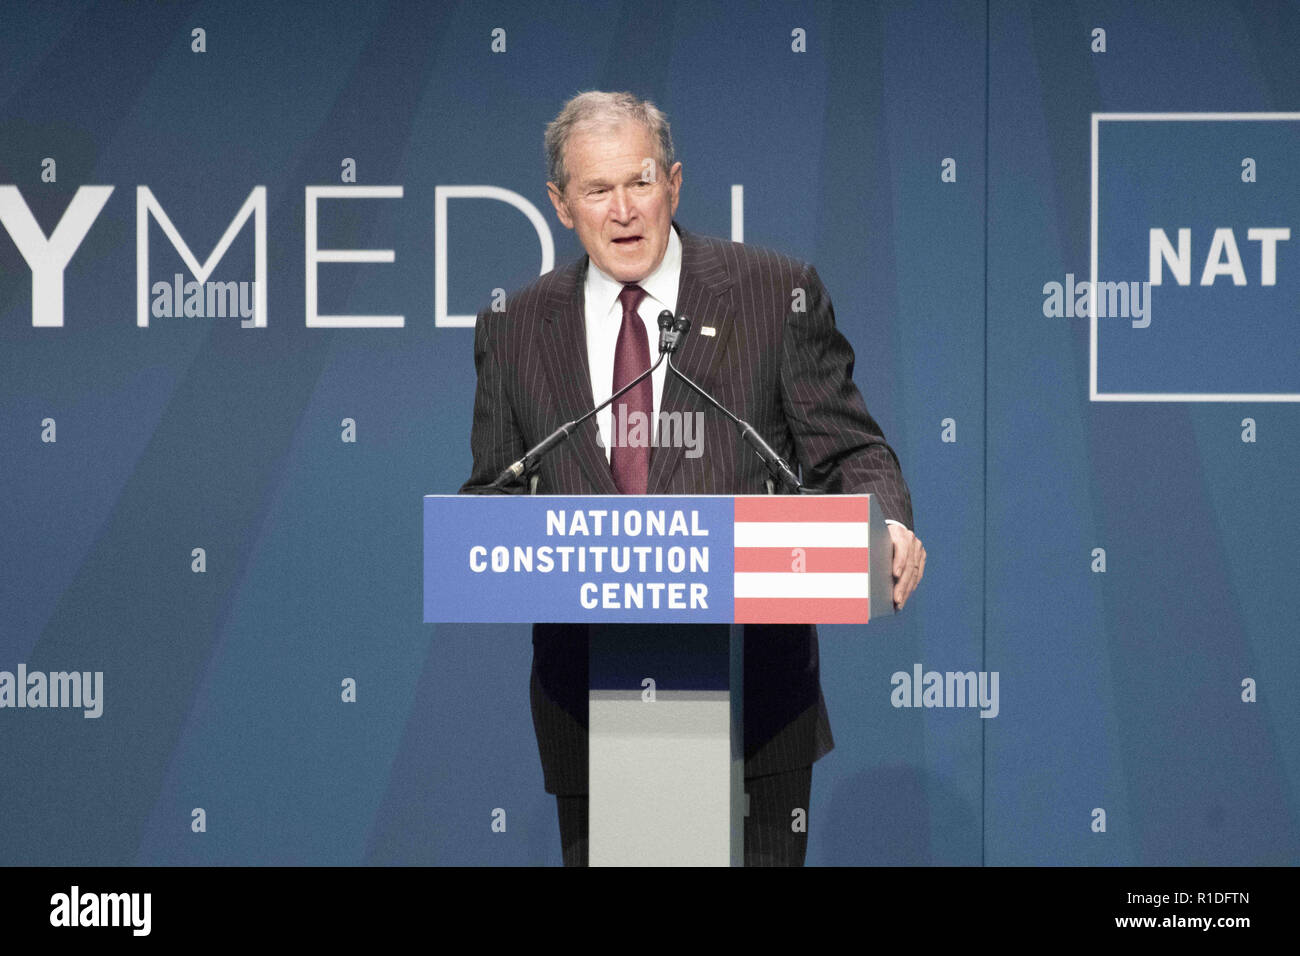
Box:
889, 523, 926, 610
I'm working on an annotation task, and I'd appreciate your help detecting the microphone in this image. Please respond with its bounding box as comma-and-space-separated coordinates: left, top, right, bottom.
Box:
664, 316, 811, 494
488, 311, 678, 491
658, 309, 687, 354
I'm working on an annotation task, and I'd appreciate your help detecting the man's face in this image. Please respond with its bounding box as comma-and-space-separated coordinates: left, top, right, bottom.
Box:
547, 120, 682, 284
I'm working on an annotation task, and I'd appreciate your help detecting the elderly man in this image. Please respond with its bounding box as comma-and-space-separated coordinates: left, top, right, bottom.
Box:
461, 91, 924, 865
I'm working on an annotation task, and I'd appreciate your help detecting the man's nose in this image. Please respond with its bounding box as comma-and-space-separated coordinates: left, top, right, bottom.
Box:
609, 186, 634, 222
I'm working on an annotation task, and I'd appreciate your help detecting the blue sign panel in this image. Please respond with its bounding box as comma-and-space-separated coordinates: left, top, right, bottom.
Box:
1094, 115, 1300, 400
424, 495, 736, 623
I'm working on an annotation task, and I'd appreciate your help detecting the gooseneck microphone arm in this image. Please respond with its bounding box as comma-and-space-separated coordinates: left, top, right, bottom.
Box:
664, 316, 810, 495
488, 310, 680, 491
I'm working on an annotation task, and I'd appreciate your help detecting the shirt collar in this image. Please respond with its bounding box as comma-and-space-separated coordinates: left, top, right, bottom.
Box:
585, 223, 682, 315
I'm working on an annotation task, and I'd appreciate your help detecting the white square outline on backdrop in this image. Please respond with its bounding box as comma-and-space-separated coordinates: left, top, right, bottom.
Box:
1090, 112, 1300, 402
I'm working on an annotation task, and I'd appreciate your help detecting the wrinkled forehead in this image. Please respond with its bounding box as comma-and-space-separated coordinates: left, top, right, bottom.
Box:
565, 121, 661, 181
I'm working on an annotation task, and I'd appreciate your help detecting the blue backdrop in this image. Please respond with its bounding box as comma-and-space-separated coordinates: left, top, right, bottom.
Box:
1, 0, 1296, 865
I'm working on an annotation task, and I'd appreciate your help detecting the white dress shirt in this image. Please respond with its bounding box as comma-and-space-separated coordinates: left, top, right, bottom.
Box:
584, 224, 681, 460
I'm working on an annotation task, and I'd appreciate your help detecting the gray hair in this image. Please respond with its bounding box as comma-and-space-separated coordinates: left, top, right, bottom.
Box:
545, 91, 675, 192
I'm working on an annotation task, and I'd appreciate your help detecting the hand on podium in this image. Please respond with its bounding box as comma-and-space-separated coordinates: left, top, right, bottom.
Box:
888, 522, 926, 610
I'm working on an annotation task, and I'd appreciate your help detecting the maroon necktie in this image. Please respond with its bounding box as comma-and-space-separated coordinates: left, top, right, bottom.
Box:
610, 284, 651, 494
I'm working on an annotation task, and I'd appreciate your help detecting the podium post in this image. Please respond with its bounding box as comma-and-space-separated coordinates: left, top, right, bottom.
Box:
588, 623, 743, 866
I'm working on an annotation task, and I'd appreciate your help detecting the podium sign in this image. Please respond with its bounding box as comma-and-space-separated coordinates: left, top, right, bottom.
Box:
424, 494, 893, 624
423, 493, 893, 865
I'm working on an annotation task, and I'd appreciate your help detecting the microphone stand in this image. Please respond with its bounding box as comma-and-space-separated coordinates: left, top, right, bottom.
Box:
664, 317, 818, 495
486, 310, 817, 495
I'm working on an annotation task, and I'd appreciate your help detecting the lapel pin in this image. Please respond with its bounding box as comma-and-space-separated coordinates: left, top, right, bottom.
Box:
701, 326, 716, 337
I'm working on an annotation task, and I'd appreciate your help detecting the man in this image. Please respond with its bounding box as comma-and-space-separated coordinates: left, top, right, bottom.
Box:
461, 91, 925, 865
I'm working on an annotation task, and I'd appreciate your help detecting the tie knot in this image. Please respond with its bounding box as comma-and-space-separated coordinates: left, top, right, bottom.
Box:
619, 284, 646, 315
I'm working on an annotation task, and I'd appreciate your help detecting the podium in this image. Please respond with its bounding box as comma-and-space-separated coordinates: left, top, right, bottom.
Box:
424, 494, 893, 865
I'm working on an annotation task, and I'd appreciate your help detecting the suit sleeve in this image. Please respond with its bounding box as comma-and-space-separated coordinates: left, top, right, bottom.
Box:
459, 306, 529, 494
778, 262, 914, 528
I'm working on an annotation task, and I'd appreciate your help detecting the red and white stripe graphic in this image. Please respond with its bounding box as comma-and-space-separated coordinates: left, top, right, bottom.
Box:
733, 496, 872, 623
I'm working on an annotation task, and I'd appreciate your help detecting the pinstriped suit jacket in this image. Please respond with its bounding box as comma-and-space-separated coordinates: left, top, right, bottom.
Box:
461, 222, 913, 794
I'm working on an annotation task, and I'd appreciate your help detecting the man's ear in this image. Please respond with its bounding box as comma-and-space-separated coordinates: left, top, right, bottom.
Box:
547, 182, 574, 230
667, 162, 683, 217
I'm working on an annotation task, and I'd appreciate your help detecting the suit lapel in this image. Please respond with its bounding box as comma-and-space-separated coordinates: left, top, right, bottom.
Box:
541, 259, 621, 495
647, 225, 735, 493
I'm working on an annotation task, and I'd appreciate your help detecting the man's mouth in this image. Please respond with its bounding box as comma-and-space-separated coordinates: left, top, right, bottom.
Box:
612, 235, 643, 246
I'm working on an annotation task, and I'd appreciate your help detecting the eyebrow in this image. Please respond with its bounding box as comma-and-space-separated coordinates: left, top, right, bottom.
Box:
578, 172, 653, 190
